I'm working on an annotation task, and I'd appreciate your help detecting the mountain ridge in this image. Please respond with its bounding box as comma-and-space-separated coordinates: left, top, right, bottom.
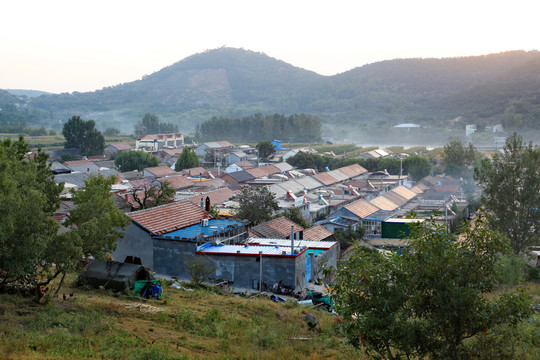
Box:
3, 47, 540, 135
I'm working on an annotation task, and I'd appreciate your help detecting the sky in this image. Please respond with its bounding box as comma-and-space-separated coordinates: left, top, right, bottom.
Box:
1, 0, 538, 94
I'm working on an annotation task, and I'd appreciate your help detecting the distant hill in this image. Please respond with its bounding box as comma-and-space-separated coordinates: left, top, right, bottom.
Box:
8, 48, 540, 137
3, 89, 54, 97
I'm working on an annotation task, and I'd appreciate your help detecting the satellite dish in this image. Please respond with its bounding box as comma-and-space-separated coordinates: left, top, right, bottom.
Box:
211, 238, 222, 246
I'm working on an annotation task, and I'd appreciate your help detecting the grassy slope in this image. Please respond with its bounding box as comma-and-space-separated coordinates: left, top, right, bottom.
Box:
0, 275, 363, 360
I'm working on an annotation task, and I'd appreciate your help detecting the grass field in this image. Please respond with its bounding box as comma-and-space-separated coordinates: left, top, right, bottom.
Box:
0, 134, 136, 151
0, 274, 363, 360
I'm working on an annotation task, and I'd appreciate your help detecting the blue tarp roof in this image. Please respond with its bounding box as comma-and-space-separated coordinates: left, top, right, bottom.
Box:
159, 219, 246, 240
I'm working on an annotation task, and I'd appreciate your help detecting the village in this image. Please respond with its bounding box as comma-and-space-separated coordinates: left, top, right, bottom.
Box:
48, 133, 474, 295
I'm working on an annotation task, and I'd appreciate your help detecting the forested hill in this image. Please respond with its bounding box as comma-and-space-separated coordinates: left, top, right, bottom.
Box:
7, 48, 540, 133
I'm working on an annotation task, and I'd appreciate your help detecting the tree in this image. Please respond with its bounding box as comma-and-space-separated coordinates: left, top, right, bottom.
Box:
65, 174, 130, 260
130, 181, 175, 210
403, 155, 432, 181
62, 115, 105, 156
0, 136, 64, 295
256, 141, 275, 161
474, 133, 540, 254
235, 186, 279, 225
104, 127, 120, 136
114, 150, 158, 172
328, 216, 531, 360
280, 207, 309, 228
134, 113, 178, 135
0, 137, 129, 298
175, 146, 200, 171
442, 137, 476, 177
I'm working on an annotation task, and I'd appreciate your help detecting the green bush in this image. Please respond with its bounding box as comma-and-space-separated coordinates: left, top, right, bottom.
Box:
494, 254, 527, 286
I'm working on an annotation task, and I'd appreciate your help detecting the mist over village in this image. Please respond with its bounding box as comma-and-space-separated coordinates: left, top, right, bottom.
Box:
1, 2, 539, 359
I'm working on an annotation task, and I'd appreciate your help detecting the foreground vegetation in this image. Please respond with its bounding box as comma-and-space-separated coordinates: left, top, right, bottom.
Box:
0, 275, 362, 359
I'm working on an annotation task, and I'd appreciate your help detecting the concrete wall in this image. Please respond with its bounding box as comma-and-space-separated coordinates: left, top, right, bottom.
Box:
152, 239, 198, 279
198, 253, 307, 291
113, 223, 154, 269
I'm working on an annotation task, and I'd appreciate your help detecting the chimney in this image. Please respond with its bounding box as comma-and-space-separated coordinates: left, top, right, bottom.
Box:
290, 225, 294, 255
205, 196, 211, 212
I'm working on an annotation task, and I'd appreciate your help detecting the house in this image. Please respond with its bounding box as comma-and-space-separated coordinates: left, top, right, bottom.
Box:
113, 201, 249, 279
250, 217, 304, 239
303, 225, 336, 242
180, 167, 207, 178
221, 170, 256, 185
197, 238, 338, 291
158, 175, 195, 191
195, 141, 234, 158
356, 148, 391, 160
157, 148, 185, 166
136, 133, 184, 151
143, 166, 177, 178
63, 160, 101, 173
225, 151, 248, 166
46, 148, 83, 162
104, 143, 133, 154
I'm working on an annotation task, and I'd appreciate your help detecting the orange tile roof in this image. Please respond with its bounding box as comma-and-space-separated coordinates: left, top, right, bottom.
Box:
186, 188, 236, 206
344, 199, 380, 218
145, 166, 177, 177
266, 216, 304, 236
313, 172, 339, 186
182, 167, 206, 177
235, 161, 256, 170
128, 201, 212, 235
303, 225, 333, 241
246, 165, 281, 178
370, 196, 399, 211
63, 160, 93, 166
159, 175, 195, 190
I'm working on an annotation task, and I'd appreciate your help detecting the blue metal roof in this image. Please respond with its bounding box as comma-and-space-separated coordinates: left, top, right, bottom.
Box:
159, 219, 246, 240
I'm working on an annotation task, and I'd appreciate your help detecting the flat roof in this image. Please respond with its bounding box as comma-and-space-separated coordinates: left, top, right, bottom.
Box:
247, 238, 337, 249
159, 219, 246, 240
384, 218, 425, 223
196, 243, 305, 257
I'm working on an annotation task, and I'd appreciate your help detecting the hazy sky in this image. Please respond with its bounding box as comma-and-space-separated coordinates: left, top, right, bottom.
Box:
1, 0, 538, 94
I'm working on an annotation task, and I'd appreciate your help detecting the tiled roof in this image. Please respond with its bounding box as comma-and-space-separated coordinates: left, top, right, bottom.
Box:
216, 140, 233, 147
128, 201, 212, 235
235, 161, 256, 170
246, 165, 281, 178
327, 169, 348, 182
159, 175, 195, 190
313, 172, 339, 186
303, 225, 334, 241
391, 185, 417, 200
381, 191, 408, 207
224, 170, 255, 182
110, 143, 133, 151
266, 216, 304, 236
186, 187, 235, 206
182, 167, 206, 177
370, 196, 399, 211
273, 162, 294, 172
145, 166, 177, 177
338, 164, 368, 178
161, 148, 184, 157
63, 160, 93, 166
250, 224, 284, 239
344, 199, 380, 219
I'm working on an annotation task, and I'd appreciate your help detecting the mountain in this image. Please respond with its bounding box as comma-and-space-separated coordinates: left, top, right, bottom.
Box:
6, 48, 540, 135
